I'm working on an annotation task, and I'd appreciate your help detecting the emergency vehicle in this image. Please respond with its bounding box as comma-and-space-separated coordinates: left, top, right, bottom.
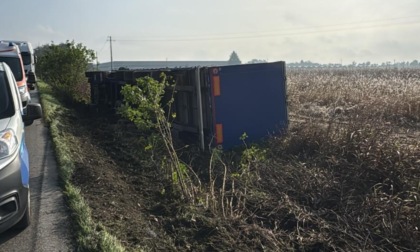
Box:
0, 42, 31, 108
1, 40, 37, 89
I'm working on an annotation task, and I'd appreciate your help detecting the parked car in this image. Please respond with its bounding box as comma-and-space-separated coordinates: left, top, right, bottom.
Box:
0, 62, 42, 233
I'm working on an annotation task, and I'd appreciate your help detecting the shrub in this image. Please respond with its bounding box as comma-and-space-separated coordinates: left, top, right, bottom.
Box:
36, 40, 95, 104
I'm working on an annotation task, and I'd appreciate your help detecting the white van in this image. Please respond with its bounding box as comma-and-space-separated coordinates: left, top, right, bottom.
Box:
0, 62, 42, 233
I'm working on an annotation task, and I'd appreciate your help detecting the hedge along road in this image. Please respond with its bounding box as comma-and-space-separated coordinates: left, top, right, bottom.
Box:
0, 88, 75, 251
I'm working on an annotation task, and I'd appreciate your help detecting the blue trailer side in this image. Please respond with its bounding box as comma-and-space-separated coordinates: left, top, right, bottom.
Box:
86, 61, 288, 150
209, 61, 288, 149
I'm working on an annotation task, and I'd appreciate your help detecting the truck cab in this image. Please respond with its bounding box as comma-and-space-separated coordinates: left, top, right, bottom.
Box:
0, 42, 31, 108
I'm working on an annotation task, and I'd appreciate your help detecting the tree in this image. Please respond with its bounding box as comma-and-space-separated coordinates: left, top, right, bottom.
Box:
247, 59, 267, 64
35, 40, 95, 103
228, 51, 241, 65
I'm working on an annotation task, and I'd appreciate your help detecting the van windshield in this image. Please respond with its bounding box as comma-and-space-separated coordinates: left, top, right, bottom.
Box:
21, 52, 31, 66
0, 57, 23, 81
0, 72, 14, 119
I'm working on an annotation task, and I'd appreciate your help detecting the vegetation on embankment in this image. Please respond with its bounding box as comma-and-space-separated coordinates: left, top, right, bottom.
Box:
35, 40, 94, 104
38, 81, 128, 252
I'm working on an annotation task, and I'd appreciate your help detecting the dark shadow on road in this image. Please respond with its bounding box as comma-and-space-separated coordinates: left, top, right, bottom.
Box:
0, 226, 28, 244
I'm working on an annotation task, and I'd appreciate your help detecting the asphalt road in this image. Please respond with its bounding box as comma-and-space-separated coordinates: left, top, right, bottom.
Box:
0, 89, 75, 251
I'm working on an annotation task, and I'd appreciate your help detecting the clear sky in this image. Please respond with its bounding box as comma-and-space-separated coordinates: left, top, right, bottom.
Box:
2, 0, 420, 64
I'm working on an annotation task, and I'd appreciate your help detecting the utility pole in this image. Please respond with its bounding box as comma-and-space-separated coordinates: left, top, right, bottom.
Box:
95, 51, 99, 70
108, 36, 114, 71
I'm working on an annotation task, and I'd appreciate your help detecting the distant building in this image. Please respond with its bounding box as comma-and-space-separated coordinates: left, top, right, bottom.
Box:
96, 60, 235, 71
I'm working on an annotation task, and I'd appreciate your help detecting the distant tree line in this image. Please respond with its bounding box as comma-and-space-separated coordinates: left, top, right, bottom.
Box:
287, 60, 420, 68
229, 51, 420, 68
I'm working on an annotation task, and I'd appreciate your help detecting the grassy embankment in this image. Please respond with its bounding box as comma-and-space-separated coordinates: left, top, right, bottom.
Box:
37, 80, 128, 252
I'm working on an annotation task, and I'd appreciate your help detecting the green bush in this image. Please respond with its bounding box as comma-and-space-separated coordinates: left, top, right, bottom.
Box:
36, 40, 95, 104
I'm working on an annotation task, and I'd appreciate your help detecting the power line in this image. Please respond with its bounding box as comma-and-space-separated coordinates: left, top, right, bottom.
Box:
98, 39, 108, 55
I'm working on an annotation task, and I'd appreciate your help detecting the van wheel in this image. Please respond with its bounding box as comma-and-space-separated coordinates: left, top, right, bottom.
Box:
15, 190, 31, 229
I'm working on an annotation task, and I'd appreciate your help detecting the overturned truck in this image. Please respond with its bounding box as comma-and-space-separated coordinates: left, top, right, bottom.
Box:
86, 61, 288, 150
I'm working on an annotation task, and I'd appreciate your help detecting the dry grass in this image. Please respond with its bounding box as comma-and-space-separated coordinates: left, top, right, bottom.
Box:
288, 68, 420, 125
200, 68, 420, 251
